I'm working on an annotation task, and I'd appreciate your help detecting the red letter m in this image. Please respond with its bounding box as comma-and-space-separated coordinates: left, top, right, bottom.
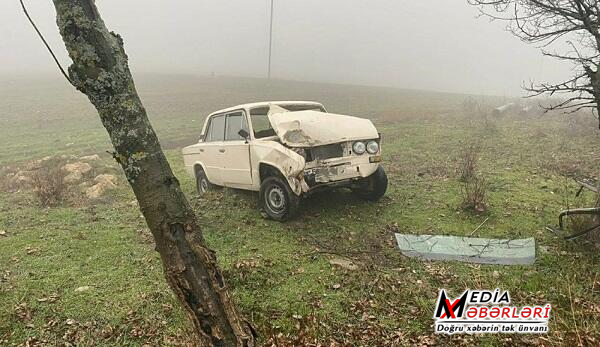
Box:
434, 290, 468, 319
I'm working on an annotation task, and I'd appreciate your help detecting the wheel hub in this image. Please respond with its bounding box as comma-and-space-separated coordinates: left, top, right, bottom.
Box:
267, 186, 285, 211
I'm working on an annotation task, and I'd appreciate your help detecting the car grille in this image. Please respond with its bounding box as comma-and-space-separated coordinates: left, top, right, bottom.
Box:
309, 143, 344, 161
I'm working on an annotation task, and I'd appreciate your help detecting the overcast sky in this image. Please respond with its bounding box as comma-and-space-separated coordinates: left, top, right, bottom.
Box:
1, 0, 571, 96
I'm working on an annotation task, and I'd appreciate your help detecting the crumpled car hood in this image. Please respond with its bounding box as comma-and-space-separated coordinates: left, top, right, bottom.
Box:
267, 106, 379, 147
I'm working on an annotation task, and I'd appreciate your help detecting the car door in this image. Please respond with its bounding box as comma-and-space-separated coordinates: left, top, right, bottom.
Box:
200, 114, 225, 185
220, 111, 253, 188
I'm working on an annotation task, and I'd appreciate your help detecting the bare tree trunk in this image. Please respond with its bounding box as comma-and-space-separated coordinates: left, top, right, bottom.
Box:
51, 1, 254, 345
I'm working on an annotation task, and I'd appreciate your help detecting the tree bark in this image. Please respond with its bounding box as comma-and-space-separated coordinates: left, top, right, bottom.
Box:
51, 1, 255, 345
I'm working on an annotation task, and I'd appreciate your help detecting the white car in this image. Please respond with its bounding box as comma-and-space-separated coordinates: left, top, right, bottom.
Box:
182, 101, 387, 220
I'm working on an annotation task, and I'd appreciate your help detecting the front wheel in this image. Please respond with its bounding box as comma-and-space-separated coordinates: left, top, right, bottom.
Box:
259, 176, 300, 221
196, 169, 216, 195
352, 166, 388, 201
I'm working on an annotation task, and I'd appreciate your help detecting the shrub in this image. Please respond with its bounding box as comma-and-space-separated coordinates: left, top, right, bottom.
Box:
461, 175, 488, 213
458, 143, 488, 213
459, 143, 479, 183
30, 158, 67, 207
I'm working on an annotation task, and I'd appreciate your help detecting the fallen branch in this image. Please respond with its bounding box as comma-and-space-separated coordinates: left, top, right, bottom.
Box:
470, 217, 490, 236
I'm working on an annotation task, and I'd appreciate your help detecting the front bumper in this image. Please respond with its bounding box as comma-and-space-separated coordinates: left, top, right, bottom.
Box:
300, 155, 381, 192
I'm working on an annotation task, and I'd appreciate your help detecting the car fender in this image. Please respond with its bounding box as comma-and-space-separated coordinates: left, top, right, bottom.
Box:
189, 161, 209, 179
251, 141, 307, 195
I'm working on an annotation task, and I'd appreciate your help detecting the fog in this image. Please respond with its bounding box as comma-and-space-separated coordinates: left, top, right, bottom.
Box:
1, 0, 571, 96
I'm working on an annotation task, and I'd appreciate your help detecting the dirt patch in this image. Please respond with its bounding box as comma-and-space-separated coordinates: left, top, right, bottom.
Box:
62, 162, 93, 184
85, 174, 118, 199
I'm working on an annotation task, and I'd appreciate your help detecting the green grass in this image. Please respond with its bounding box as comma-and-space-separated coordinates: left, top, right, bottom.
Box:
1, 75, 599, 345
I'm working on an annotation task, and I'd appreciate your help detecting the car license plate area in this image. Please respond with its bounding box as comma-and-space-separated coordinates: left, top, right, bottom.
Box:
313, 164, 357, 183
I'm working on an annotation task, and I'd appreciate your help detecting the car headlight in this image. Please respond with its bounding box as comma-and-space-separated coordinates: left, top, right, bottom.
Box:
352, 141, 366, 154
366, 140, 379, 154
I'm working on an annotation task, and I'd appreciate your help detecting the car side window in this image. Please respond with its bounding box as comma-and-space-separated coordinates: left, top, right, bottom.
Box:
205, 115, 225, 142
225, 112, 249, 141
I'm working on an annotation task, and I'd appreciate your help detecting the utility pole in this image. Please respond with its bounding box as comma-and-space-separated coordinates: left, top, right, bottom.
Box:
268, 0, 274, 79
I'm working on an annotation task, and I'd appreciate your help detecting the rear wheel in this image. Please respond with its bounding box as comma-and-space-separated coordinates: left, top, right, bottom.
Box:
196, 168, 215, 195
260, 176, 300, 221
352, 166, 388, 201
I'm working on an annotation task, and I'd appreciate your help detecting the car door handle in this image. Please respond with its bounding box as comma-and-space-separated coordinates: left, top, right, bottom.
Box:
219, 149, 226, 153
199, 149, 204, 152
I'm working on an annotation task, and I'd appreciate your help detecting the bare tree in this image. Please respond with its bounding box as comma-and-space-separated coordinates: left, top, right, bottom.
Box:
36, 0, 255, 345
468, 0, 600, 128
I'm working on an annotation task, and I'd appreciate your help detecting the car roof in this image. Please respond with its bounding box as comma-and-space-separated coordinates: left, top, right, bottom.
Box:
208, 101, 324, 116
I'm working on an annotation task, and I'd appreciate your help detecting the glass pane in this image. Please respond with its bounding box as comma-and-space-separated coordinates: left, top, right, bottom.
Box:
225, 112, 248, 141
208, 115, 225, 141
250, 107, 275, 138
204, 120, 212, 142
280, 104, 325, 112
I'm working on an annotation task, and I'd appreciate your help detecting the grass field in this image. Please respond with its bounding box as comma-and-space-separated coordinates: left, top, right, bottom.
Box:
1, 74, 599, 346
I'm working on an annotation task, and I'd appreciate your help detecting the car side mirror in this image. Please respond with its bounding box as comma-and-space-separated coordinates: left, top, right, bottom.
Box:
198, 134, 205, 142
238, 129, 250, 141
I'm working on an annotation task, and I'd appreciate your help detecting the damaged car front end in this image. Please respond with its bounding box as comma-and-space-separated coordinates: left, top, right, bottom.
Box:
267, 105, 388, 201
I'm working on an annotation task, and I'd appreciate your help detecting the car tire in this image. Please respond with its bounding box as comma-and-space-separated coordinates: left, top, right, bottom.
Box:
259, 176, 300, 221
352, 166, 388, 201
196, 169, 215, 195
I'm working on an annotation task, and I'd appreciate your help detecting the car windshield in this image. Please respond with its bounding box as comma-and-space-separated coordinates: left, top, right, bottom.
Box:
250, 104, 325, 139
279, 104, 325, 112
